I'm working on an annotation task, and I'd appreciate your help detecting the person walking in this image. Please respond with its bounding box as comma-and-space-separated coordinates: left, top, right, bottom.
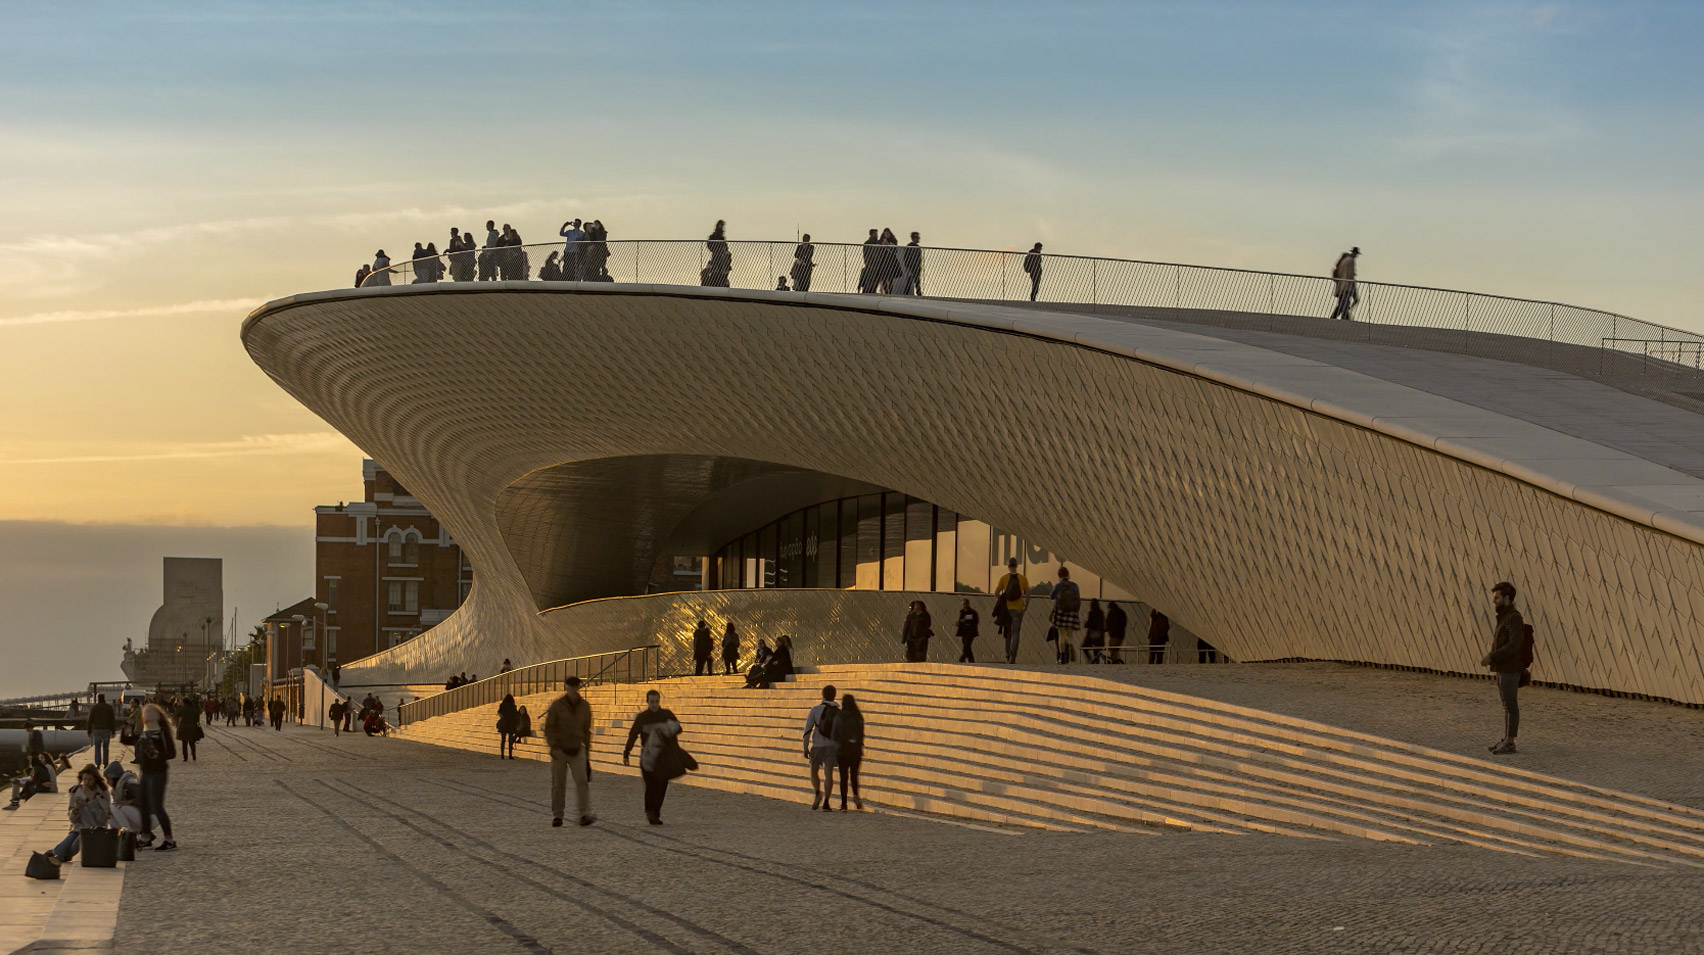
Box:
702, 220, 731, 287
1050, 566, 1082, 664
622, 689, 684, 825
1023, 242, 1044, 301
497, 693, 520, 759
901, 601, 933, 663
1329, 246, 1360, 321
175, 699, 202, 761
135, 704, 177, 850
1105, 601, 1129, 664
40, 764, 111, 866
544, 676, 595, 827
1083, 598, 1107, 664
902, 232, 924, 295
329, 699, 344, 737
721, 621, 741, 675
1147, 609, 1170, 664
268, 696, 285, 731
955, 598, 979, 663
857, 228, 881, 293
993, 557, 1030, 664
367, 250, 391, 286
802, 685, 840, 812
692, 619, 715, 676
87, 694, 116, 768
833, 694, 865, 811
790, 235, 815, 292
1482, 581, 1527, 755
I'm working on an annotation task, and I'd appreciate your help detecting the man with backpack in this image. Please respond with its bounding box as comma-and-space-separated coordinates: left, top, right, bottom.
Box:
1481, 581, 1528, 755
802, 685, 840, 812
1050, 567, 1082, 664
993, 557, 1030, 664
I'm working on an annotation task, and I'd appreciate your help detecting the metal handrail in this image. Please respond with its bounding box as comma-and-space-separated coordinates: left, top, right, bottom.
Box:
352, 238, 1702, 379
397, 644, 661, 726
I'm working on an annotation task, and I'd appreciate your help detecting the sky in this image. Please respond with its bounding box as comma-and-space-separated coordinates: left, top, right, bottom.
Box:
0, 0, 1700, 695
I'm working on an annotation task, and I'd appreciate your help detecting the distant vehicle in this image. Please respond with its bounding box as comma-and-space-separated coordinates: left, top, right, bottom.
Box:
119, 688, 147, 713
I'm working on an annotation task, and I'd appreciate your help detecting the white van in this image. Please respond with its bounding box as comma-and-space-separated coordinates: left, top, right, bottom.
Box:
119, 688, 148, 716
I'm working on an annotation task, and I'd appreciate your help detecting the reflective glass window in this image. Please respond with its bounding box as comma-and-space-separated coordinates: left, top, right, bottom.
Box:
760, 524, 778, 588
904, 499, 934, 591
881, 493, 906, 591
955, 518, 991, 593
838, 499, 858, 588
934, 509, 956, 593
990, 530, 1025, 590
802, 506, 820, 588
855, 495, 882, 589
779, 510, 804, 588
742, 532, 758, 590
1025, 541, 1060, 596
816, 505, 838, 588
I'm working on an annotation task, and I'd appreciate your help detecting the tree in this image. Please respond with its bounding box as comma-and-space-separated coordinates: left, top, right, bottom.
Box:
218, 625, 269, 699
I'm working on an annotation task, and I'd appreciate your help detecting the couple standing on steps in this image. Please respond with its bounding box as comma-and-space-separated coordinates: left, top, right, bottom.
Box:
542, 677, 697, 828
803, 684, 866, 812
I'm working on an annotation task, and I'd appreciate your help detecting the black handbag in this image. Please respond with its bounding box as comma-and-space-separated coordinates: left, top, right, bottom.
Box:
1045, 626, 1059, 643
25, 851, 61, 880
117, 828, 137, 862
80, 828, 120, 868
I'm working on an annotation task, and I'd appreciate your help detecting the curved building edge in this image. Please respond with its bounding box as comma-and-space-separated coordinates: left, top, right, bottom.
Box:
242, 284, 1704, 704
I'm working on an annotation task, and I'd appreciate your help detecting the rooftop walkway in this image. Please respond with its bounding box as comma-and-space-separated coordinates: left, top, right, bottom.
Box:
103, 712, 1704, 953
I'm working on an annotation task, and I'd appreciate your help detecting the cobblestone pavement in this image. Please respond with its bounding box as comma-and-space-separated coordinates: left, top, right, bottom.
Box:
112, 719, 1704, 954
1026, 661, 1704, 808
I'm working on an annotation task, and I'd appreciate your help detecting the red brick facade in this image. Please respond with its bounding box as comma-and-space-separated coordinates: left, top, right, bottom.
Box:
315, 460, 470, 668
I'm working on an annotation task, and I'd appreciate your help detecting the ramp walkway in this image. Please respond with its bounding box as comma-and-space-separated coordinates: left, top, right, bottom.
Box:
395, 662, 1704, 867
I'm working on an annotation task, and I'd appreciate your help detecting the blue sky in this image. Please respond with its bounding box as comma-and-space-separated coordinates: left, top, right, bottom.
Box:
0, 0, 1700, 693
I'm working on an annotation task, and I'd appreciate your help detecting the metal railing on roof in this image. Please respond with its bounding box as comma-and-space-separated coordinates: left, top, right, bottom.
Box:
397, 645, 661, 726
354, 238, 1704, 381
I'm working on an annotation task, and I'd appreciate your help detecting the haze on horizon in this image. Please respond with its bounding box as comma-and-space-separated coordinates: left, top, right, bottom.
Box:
1, 0, 1700, 696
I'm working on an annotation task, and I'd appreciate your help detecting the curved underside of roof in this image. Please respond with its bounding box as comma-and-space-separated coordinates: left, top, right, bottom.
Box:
242, 284, 1704, 703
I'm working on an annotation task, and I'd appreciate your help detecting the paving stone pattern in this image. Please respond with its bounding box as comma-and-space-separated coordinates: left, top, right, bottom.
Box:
110, 717, 1704, 954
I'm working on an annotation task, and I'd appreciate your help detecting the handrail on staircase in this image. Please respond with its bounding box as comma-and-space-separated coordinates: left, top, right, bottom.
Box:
397, 645, 661, 727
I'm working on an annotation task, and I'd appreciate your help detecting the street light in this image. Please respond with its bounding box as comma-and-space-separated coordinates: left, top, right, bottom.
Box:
291, 614, 306, 725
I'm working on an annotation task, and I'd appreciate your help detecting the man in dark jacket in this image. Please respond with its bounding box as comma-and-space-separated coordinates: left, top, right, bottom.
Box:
1481, 581, 1527, 755
623, 689, 683, 825
87, 695, 117, 767
692, 620, 714, 676
1023, 242, 1044, 301
544, 677, 595, 827
267, 697, 286, 731
1105, 602, 1129, 664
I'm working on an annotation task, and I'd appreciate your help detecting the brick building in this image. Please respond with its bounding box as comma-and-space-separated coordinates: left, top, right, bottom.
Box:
315, 460, 471, 668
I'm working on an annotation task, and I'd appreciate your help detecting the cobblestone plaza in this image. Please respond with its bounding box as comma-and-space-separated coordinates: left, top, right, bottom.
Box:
100, 662, 1704, 955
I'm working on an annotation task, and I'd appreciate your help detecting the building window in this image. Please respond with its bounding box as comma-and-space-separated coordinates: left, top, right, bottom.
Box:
458, 580, 472, 605
405, 581, 419, 613
387, 581, 404, 612
402, 533, 420, 565
326, 579, 339, 609
387, 532, 403, 564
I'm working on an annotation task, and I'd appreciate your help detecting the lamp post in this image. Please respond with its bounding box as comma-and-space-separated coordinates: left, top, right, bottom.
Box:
291, 613, 306, 725
313, 602, 331, 673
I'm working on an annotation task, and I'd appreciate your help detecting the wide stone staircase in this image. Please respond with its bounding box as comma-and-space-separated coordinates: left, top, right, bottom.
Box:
395, 662, 1704, 866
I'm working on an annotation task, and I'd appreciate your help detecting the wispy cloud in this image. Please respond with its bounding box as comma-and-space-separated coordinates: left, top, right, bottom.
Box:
1394, 5, 1584, 160
0, 432, 358, 465
0, 297, 265, 327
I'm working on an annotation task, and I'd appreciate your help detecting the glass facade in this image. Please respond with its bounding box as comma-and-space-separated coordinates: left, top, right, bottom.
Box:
709, 490, 1136, 600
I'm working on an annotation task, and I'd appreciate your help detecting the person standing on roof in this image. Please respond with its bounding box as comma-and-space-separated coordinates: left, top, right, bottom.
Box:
1023, 242, 1044, 301
993, 557, 1030, 664
1329, 246, 1360, 320
559, 218, 585, 280
802, 684, 840, 812
790, 235, 815, 292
